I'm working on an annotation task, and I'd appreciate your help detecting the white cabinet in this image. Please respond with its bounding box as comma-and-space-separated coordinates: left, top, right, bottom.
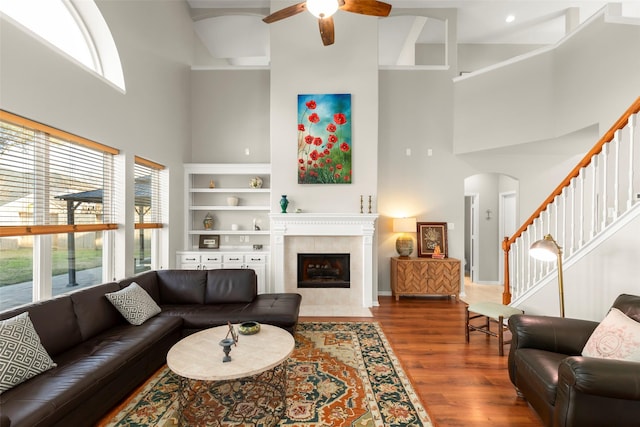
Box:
176, 251, 269, 294
184, 163, 271, 250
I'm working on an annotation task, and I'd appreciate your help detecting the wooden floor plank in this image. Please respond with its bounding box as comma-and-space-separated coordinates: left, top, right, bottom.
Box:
302, 296, 544, 427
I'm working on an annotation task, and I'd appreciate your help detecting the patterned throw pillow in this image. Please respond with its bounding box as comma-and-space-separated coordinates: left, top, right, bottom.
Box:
0, 312, 57, 394
105, 282, 161, 326
582, 307, 640, 361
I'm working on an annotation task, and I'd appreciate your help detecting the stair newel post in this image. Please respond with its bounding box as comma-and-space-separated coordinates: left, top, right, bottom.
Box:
502, 237, 511, 305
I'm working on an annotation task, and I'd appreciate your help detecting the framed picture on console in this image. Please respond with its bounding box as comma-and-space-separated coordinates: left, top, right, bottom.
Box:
417, 222, 448, 258
199, 235, 220, 249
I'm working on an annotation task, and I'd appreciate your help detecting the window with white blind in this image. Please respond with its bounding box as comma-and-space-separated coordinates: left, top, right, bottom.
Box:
133, 156, 164, 273
0, 110, 118, 310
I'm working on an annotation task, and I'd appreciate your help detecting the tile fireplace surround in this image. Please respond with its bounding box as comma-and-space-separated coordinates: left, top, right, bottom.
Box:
270, 213, 379, 312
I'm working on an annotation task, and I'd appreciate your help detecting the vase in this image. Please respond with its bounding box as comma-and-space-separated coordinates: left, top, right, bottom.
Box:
203, 212, 213, 230
280, 195, 289, 213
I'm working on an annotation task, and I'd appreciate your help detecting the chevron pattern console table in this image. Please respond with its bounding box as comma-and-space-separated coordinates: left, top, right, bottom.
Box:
390, 257, 461, 301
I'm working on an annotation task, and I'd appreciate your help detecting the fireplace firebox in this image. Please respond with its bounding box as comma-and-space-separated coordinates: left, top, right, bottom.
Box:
297, 253, 350, 288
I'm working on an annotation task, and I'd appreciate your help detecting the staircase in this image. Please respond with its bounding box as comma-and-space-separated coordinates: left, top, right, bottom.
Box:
502, 97, 640, 313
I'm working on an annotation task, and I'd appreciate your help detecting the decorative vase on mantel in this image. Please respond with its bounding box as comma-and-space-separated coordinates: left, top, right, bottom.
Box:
203, 212, 214, 230
280, 195, 289, 213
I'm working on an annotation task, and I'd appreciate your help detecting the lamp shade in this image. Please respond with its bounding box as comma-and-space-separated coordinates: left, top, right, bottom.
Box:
393, 217, 417, 233
530, 234, 560, 261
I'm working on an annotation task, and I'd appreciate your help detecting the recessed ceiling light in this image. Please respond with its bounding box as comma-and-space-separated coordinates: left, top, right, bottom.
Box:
506, 15, 515, 23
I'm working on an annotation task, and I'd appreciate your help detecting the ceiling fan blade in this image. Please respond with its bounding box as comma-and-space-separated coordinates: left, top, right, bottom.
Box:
263, 1, 307, 23
318, 17, 335, 46
340, 0, 392, 17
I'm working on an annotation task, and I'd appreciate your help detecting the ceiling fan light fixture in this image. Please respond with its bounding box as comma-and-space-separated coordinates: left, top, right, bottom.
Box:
306, 0, 339, 19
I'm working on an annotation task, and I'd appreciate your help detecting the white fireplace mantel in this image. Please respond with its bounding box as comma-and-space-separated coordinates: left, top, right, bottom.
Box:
270, 213, 379, 307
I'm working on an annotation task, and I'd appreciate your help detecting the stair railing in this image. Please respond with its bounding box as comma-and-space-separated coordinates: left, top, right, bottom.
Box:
502, 97, 640, 305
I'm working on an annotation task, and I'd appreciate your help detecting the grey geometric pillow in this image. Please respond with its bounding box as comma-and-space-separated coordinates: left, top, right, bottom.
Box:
105, 282, 161, 325
0, 312, 57, 394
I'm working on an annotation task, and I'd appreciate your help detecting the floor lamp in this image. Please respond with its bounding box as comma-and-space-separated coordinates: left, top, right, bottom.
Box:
529, 234, 565, 317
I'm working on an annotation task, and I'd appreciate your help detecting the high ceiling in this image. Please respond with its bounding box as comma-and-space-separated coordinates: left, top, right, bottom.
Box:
187, 1, 640, 65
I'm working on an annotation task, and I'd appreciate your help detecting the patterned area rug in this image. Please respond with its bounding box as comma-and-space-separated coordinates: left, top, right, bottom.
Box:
99, 322, 432, 427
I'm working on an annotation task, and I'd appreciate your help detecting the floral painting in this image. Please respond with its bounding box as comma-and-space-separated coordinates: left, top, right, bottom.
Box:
298, 94, 352, 184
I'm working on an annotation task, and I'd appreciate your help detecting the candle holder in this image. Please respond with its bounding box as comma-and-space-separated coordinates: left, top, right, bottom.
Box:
219, 338, 235, 362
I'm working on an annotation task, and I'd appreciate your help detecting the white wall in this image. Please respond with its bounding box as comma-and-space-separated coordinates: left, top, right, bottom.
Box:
268, 10, 379, 215
190, 70, 270, 163
513, 211, 640, 320
454, 8, 640, 154
0, 0, 195, 275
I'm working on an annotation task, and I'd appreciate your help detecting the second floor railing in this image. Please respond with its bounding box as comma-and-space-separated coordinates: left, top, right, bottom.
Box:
502, 97, 640, 304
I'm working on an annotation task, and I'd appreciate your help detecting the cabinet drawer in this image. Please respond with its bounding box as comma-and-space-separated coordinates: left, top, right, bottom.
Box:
223, 254, 244, 263
245, 254, 266, 263
201, 254, 222, 263
179, 254, 200, 264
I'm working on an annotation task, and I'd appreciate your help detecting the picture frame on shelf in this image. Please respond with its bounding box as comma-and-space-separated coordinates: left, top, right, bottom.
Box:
417, 222, 448, 258
199, 234, 220, 249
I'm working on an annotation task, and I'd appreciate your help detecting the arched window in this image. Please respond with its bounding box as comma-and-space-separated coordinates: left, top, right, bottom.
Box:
0, 0, 125, 91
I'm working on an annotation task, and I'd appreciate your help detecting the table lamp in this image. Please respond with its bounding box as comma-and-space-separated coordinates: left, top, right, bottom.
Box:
529, 234, 565, 317
393, 217, 417, 257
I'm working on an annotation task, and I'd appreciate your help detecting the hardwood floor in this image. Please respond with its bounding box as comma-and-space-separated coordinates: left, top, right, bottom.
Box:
302, 296, 544, 427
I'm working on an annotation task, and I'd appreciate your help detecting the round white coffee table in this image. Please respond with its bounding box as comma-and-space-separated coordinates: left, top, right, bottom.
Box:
167, 324, 295, 426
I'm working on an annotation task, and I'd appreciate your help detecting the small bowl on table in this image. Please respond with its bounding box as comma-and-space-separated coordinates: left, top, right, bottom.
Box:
238, 321, 261, 335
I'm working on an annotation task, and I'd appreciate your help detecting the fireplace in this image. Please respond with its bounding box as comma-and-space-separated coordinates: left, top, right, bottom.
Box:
297, 253, 350, 288
270, 213, 378, 308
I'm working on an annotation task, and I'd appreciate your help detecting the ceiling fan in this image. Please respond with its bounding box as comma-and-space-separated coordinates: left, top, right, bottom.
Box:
262, 0, 392, 46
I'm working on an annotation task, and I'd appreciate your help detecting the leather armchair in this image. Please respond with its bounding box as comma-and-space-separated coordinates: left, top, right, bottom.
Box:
507, 294, 640, 427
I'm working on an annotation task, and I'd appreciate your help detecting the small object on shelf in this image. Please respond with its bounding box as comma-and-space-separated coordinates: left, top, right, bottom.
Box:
280, 195, 289, 213
227, 196, 239, 206
360, 195, 363, 214
368, 195, 372, 214
231, 224, 239, 231
250, 177, 263, 188
238, 321, 261, 335
209, 179, 215, 188
253, 218, 260, 230
203, 212, 214, 230
253, 244, 263, 250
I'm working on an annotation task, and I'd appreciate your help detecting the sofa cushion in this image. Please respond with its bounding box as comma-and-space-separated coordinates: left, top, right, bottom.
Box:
582, 307, 640, 361
157, 270, 206, 304
106, 283, 162, 325
0, 316, 182, 427
0, 296, 83, 357
71, 282, 124, 340
0, 312, 57, 394
119, 270, 161, 303
205, 269, 256, 303
514, 348, 567, 406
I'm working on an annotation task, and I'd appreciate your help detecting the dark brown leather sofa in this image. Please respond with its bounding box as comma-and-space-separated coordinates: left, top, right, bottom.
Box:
0, 269, 301, 427
507, 294, 640, 427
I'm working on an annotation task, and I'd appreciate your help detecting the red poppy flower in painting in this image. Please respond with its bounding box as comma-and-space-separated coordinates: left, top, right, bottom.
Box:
336, 164, 343, 170
328, 134, 338, 143
325, 156, 331, 161
298, 158, 304, 164
298, 124, 305, 131
334, 113, 347, 125
306, 100, 316, 109
304, 135, 314, 145
309, 150, 319, 161
313, 137, 322, 146
308, 113, 320, 124
327, 123, 336, 132
327, 143, 333, 149
340, 142, 350, 152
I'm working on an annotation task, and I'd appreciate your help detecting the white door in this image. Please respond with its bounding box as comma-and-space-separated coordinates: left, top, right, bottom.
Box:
465, 194, 479, 283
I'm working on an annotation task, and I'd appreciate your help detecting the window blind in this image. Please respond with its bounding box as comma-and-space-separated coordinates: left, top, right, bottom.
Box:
134, 156, 164, 229
0, 110, 119, 237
